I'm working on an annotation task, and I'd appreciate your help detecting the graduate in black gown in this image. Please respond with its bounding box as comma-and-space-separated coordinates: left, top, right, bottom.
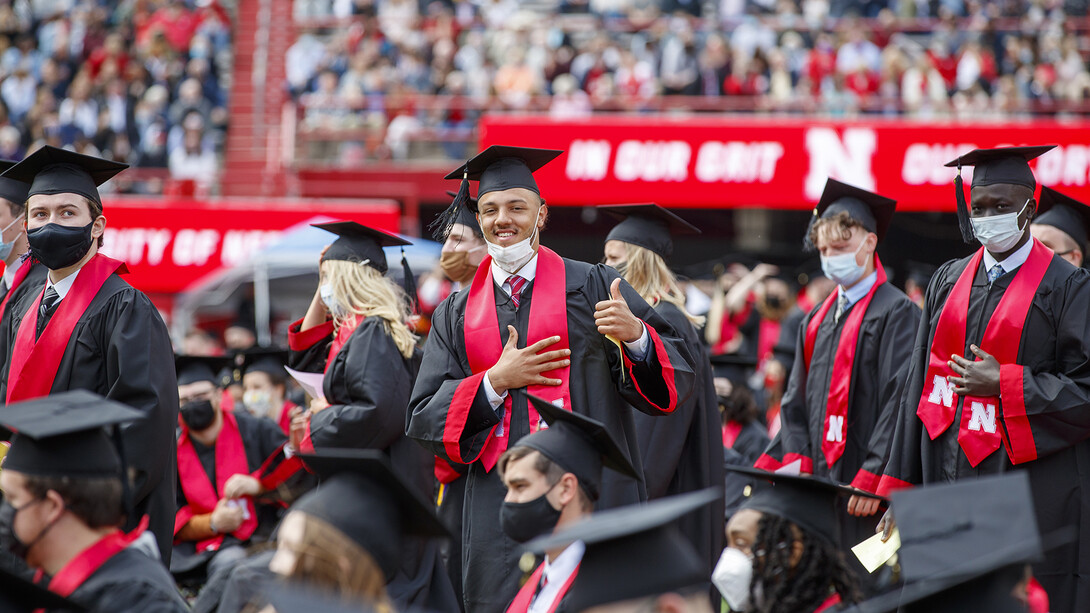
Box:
1030, 186, 1090, 268
171, 356, 301, 583
0, 147, 178, 564
0, 391, 187, 612
878, 146, 1090, 612
710, 354, 769, 464
598, 203, 724, 578
287, 221, 457, 612
754, 180, 919, 586
407, 146, 696, 612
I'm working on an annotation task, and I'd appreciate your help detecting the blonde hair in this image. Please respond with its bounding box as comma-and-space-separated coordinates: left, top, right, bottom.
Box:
285, 513, 396, 613
622, 243, 704, 327
322, 259, 417, 359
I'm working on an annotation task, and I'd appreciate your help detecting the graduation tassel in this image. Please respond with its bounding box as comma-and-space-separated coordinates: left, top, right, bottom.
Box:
428, 168, 470, 241
401, 246, 418, 314
954, 162, 978, 245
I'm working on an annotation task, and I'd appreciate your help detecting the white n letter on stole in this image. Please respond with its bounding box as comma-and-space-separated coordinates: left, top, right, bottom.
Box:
826, 415, 844, 442
967, 402, 997, 433
927, 375, 957, 408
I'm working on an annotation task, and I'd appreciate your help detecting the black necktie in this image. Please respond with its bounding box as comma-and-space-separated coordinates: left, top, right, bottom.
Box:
37, 286, 60, 339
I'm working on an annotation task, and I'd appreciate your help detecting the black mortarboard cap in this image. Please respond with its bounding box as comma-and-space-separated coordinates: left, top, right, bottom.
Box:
0, 564, 87, 612
312, 221, 411, 274
844, 472, 1057, 613
296, 449, 450, 580
1, 145, 128, 207
709, 353, 757, 384
513, 394, 640, 501
0, 390, 144, 479
524, 489, 721, 611
944, 146, 1055, 244
0, 160, 29, 205
726, 465, 884, 546
433, 146, 562, 240
1034, 186, 1090, 251
175, 354, 233, 387
805, 179, 896, 251
241, 347, 289, 379
600, 203, 700, 259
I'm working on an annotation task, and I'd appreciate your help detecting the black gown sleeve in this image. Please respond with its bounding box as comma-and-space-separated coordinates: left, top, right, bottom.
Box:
406, 296, 502, 465
306, 319, 414, 450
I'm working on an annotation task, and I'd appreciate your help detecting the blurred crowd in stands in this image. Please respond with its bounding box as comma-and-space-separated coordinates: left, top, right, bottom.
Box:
0, 0, 231, 193
287, 0, 1090, 162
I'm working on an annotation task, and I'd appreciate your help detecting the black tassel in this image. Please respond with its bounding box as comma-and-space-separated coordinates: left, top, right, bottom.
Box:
401, 247, 418, 314
802, 208, 819, 252
429, 169, 470, 241
954, 166, 977, 244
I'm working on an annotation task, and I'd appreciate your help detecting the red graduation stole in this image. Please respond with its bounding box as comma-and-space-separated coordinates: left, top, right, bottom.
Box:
915, 240, 1051, 467
457, 247, 571, 472
505, 561, 580, 613
37, 515, 150, 603
803, 257, 887, 468
6, 254, 126, 403
175, 410, 258, 552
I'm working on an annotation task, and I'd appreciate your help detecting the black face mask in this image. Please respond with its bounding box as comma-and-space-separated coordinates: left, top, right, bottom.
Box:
180, 399, 216, 431
500, 485, 562, 543
0, 499, 48, 559
27, 222, 95, 270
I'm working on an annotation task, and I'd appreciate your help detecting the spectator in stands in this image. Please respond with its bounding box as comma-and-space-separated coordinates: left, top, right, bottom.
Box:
169, 115, 217, 195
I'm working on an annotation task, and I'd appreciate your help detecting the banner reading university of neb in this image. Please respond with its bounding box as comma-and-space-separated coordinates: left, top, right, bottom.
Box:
479, 115, 1090, 211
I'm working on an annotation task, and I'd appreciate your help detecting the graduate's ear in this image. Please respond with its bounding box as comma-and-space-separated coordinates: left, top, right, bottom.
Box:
554, 472, 578, 508
788, 537, 805, 569
1024, 197, 1037, 223
91, 214, 106, 239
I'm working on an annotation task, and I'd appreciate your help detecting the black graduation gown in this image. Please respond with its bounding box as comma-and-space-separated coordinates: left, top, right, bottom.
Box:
0, 262, 46, 376
0, 271, 178, 565
882, 252, 1090, 613
631, 300, 724, 576
171, 411, 290, 574
728, 420, 770, 464
406, 258, 696, 613
289, 316, 459, 613
65, 546, 189, 612
764, 283, 918, 584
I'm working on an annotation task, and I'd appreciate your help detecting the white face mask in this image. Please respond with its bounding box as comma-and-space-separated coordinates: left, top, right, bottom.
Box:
820, 238, 869, 288
319, 283, 347, 318
487, 225, 538, 274
243, 390, 273, 417
713, 547, 754, 612
971, 199, 1030, 253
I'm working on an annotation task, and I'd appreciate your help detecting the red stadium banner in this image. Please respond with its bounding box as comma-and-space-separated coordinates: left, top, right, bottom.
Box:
97, 197, 400, 294
479, 115, 1090, 211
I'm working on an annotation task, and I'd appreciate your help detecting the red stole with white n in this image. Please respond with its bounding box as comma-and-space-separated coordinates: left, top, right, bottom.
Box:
915, 240, 1051, 467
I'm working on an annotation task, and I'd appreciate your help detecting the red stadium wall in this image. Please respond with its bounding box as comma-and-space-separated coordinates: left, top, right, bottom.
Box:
475, 115, 1090, 211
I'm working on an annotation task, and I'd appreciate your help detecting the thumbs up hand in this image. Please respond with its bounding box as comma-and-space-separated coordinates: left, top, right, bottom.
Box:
594, 278, 644, 343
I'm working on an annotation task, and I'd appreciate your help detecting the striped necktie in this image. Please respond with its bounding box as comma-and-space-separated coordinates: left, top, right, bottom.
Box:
507, 275, 528, 308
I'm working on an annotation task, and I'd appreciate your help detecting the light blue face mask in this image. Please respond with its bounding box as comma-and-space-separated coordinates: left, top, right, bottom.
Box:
820, 239, 869, 288
0, 216, 23, 261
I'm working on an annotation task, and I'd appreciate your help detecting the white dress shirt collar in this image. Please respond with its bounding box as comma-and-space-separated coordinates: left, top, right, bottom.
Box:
491, 251, 539, 292
982, 237, 1034, 276
47, 267, 81, 299
530, 540, 585, 613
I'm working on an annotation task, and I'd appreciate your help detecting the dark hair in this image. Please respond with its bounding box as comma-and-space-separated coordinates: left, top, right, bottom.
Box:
720, 385, 759, 425
4, 198, 23, 219
749, 514, 861, 613
807, 210, 865, 250
23, 474, 123, 529
497, 445, 594, 511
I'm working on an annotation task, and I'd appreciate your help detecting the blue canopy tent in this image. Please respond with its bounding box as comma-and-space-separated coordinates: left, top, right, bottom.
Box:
171, 217, 441, 345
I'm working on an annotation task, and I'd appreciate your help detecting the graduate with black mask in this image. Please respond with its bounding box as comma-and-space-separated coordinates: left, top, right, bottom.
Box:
878, 146, 1090, 612
1031, 186, 1090, 268
0, 146, 178, 565
407, 146, 695, 612
0, 391, 188, 612
598, 203, 724, 580
498, 394, 640, 613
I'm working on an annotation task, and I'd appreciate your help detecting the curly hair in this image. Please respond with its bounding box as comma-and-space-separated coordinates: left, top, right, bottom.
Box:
807, 210, 866, 252
749, 514, 861, 613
